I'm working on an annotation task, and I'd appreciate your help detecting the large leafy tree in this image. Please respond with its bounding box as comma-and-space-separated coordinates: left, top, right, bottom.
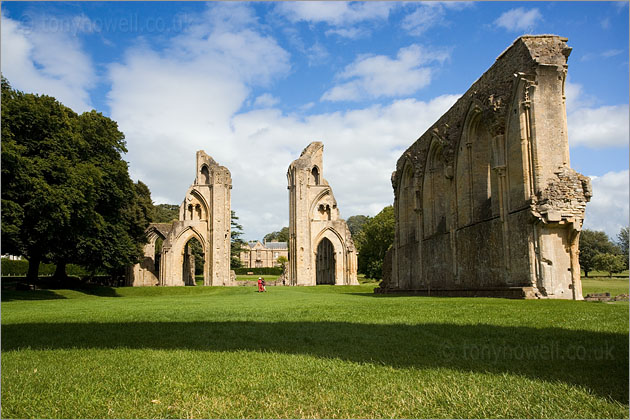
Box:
579, 229, 618, 277
1, 78, 151, 280
355, 206, 395, 280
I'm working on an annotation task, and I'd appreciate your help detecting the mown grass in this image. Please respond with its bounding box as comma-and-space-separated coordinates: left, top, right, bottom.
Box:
1, 283, 628, 419
582, 277, 629, 297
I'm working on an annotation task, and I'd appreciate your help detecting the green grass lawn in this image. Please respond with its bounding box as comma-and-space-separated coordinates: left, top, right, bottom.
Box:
582, 277, 629, 297
1, 284, 628, 419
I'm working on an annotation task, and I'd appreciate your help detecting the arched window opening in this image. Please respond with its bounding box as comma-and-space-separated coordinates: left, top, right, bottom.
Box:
312, 167, 320, 185
201, 165, 210, 184
316, 237, 335, 284
188, 204, 194, 220
399, 164, 415, 245
457, 110, 494, 226
423, 142, 451, 238
195, 204, 202, 220
154, 237, 163, 276
182, 236, 204, 286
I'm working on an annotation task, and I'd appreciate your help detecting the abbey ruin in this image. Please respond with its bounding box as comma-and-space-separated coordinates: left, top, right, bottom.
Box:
126, 151, 234, 286
287, 142, 359, 286
378, 35, 591, 300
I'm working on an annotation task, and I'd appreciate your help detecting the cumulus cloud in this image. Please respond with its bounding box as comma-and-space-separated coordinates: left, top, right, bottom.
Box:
1, 14, 96, 112
494, 8, 542, 32
227, 94, 460, 239
253, 93, 280, 108
107, 2, 290, 205
275, 1, 393, 27
568, 105, 629, 148
401, 3, 447, 35
583, 170, 629, 238
321, 44, 449, 102
565, 81, 629, 148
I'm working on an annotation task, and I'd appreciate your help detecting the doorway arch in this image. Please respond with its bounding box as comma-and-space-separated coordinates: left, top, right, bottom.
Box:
316, 237, 335, 285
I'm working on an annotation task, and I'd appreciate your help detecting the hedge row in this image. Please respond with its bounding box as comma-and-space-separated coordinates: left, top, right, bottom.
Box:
233, 267, 283, 275
1, 258, 90, 276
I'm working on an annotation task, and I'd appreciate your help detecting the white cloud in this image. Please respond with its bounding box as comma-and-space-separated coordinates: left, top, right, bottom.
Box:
322, 44, 449, 102
227, 94, 460, 239
275, 2, 393, 26
568, 105, 629, 148
401, 3, 446, 35
583, 170, 629, 238
494, 8, 542, 32
565, 81, 629, 148
253, 93, 280, 108
0, 14, 95, 112
106, 2, 290, 205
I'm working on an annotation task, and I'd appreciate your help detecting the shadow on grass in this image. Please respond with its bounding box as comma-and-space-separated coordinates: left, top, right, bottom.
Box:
2, 321, 627, 403
1, 285, 120, 301
1, 289, 67, 302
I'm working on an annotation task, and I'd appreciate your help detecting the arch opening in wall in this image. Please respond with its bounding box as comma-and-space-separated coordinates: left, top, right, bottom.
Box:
200, 165, 210, 184
422, 139, 451, 238
458, 109, 493, 226
316, 237, 335, 285
311, 166, 320, 185
398, 161, 416, 245
182, 236, 204, 286
154, 237, 163, 275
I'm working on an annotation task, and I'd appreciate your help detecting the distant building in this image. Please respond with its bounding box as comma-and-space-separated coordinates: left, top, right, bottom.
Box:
239, 240, 288, 268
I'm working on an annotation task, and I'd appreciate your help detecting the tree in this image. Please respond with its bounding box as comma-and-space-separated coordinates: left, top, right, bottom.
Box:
579, 230, 617, 277
231, 210, 245, 269
1, 78, 150, 281
153, 204, 179, 223
263, 227, 289, 243
616, 226, 629, 270
592, 253, 625, 278
355, 206, 395, 280
346, 215, 369, 237
276, 255, 288, 272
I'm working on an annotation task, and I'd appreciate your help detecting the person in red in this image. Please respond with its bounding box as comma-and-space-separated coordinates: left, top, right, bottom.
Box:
257, 277, 263, 293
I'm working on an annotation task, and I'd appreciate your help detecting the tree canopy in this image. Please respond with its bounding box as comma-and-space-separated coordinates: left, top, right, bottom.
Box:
263, 227, 289, 243
153, 204, 179, 223
355, 205, 395, 280
578, 229, 619, 277
1, 77, 152, 280
346, 215, 369, 237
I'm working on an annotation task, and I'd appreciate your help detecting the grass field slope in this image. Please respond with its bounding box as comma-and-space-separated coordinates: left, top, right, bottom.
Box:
2, 280, 628, 419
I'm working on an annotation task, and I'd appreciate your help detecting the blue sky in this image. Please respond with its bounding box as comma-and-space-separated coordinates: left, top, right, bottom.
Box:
2, 1, 628, 240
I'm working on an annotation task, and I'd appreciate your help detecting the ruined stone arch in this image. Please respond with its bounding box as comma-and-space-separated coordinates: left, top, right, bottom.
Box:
168, 226, 206, 286
128, 150, 233, 287
287, 142, 358, 286
423, 138, 451, 238
313, 227, 347, 285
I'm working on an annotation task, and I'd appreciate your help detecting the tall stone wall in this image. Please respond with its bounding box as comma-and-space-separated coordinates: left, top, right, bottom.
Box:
127, 150, 233, 286
287, 142, 358, 286
379, 35, 591, 299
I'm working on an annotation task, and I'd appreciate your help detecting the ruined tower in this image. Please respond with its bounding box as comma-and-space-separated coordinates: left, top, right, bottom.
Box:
127, 150, 233, 286
380, 35, 591, 299
287, 142, 358, 286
